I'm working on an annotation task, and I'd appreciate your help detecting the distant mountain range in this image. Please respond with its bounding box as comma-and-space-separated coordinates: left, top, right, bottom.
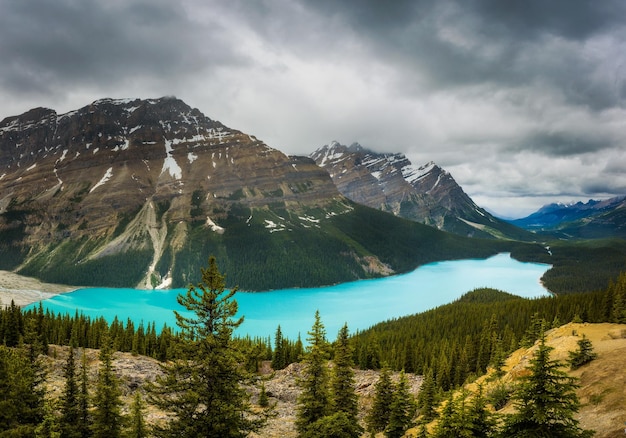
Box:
508, 196, 626, 238
0, 97, 518, 290
311, 142, 532, 240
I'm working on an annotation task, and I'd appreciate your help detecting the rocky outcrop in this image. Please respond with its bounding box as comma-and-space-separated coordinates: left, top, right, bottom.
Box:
311, 141, 531, 240
0, 98, 351, 287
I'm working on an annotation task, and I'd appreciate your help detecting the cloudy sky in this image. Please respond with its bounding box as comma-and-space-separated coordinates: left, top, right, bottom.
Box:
1, 0, 626, 217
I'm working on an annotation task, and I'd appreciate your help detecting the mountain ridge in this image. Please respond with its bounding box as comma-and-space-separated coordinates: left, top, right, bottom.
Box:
311, 141, 532, 240
0, 97, 515, 290
508, 195, 626, 238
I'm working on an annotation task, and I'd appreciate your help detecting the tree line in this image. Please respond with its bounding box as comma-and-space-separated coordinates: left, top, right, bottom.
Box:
1, 259, 625, 436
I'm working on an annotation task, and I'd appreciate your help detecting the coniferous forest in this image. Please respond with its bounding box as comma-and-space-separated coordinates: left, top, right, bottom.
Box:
1, 259, 626, 436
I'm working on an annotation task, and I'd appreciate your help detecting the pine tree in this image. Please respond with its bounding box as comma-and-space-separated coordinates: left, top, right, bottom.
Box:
366, 365, 394, 435
385, 370, 416, 438
329, 323, 363, 437
500, 332, 594, 437
611, 290, 626, 323
36, 398, 62, 438
148, 256, 267, 437
77, 349, 91, 437
272, 324, 286, 370
126, 392, 147, 438
296, 310, 331, 435
466, 384, 497, 438
60, 345, 81, 438
258, 382, 270, 408
417, 368, 437, 422
0, 345, 45, 435
91, 333, 123, 438
568, 334, 598, 370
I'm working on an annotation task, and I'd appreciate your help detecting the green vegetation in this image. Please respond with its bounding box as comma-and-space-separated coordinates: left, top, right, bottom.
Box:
18, 237, 153, 287
147, 256, 268, 437
351, 284, 620, 390
568, 334, 598, 370
1, 256, 625, 435
499, 333, 594, 437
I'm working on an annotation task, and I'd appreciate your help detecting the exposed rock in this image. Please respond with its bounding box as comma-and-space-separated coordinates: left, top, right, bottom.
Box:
311, 141, 531, 239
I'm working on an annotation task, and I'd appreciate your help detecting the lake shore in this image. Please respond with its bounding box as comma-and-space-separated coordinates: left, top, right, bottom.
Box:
0, 270, 77, 307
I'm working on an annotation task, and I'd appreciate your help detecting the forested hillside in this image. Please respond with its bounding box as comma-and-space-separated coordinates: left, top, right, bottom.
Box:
1, 259, 626, 436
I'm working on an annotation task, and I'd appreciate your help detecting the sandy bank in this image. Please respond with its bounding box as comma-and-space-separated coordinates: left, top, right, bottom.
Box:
0, 271, 77, 307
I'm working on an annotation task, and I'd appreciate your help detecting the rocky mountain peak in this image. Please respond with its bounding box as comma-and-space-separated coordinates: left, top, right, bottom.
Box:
0, 98, 347, 288
311, 141, 530, 240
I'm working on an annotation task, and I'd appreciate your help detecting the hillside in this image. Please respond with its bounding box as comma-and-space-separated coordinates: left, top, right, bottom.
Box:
34, 323, 626, 437
0, 97, 515, 290
508, 196, 626, 239
311, 141, 533, 240
459, 323, 626, 438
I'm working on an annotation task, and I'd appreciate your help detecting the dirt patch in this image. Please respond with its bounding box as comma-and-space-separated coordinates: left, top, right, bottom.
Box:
0, 270, 77, 307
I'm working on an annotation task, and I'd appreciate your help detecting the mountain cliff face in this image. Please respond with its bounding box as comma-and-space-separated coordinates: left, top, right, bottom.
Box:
509, 196, 626, 238
0, 98, 509, 290
311, 142, 530, 240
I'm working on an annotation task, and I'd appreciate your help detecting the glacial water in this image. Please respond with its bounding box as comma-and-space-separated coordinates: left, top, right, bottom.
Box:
26, 253, 551, 340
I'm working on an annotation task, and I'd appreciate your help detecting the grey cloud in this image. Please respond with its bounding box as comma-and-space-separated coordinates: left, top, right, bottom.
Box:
0, 0, 245, 97
515, 132, 614, 157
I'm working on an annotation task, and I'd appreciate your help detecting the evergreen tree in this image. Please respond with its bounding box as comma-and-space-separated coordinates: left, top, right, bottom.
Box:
330, 323, 362, 438
148, 256, 266, 437
366, 365, 394, 435
258, 382, 270, 408
36, 398, 61, 438
272, 325, 286, 370
125, 392, 147, 438
385, 370, 416, 438
466, 384, 498, 438
568, 334, 598, 370
611, 290, 626, 323
60, 346, 81, 438
499, 333, 594, 438
0, 345, 45, 435
77, 349, 91, 437
431, 392, 460, 438
91, 333, 123, 438
296, 310, 331, 435
417, 369, 437, 422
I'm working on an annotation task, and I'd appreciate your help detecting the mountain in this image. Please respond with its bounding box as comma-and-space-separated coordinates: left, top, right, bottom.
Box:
0, 98, 510, 290
310, 142, 531, 240
509, 196, 626, 238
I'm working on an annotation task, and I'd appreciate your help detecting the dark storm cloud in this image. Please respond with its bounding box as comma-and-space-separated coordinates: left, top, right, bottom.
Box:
299, 0, 626, 109
0, 0, 244, 98
515, 132, 614, 157
0, 0, 624, 216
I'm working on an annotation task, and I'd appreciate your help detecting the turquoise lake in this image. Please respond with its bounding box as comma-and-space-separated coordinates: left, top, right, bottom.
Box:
26, 253, 551, 340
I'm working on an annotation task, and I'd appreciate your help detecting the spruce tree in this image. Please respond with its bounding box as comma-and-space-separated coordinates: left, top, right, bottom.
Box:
385, 370, 416, 438
126, 392, 147, 438
330, 323, 362, 437
148, 256, 266, 437
0, 345, 45, 435
499, 333, 594, 437
91, 333, 123, 438
417, 369, 437, 422
77, 349, 91, 437
366, 365, 394, 435
272, 324, 286, 370
60, 346, 81, 438
296, 310, 331, 435
568, 334, 598, 370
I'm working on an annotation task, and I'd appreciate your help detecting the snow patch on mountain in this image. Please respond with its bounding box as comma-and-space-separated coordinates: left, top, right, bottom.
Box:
161, 139, 182, 179
90, 167, 113, 193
